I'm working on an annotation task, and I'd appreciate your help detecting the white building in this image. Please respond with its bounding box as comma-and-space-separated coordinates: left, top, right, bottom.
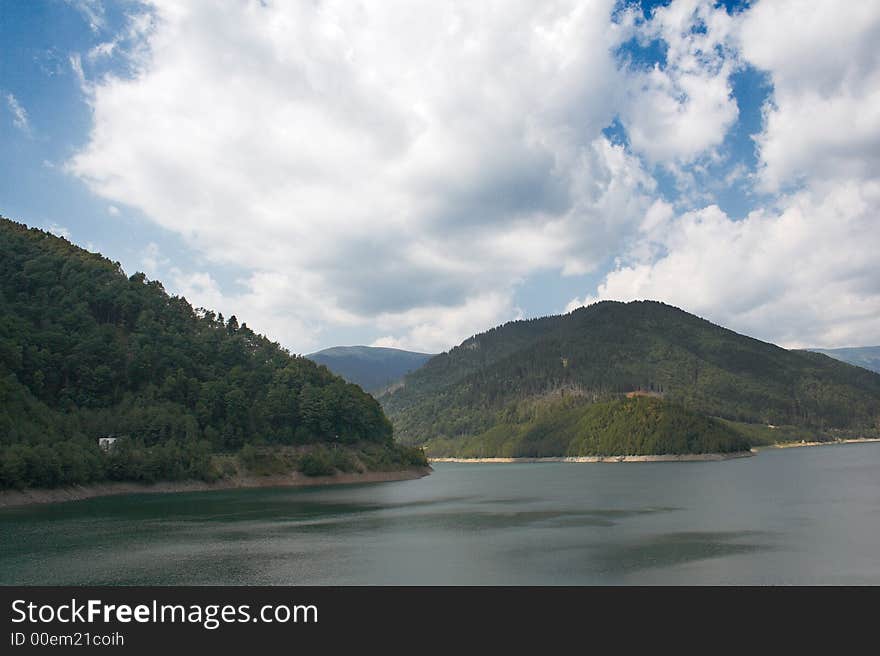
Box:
98, 437, 118, 451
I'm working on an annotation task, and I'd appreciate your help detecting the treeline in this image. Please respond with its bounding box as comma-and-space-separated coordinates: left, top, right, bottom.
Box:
0, 217, 405, 489
0, 437, 215, 489
0, 438, 429, 490
383, 300, 880, 446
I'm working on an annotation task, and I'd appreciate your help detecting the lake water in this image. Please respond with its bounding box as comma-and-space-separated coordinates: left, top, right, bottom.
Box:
2, 443, 880, 585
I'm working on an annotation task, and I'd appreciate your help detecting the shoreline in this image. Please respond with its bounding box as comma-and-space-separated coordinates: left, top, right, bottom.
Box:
0, 466, 432, 510
430, 438, 880, 463
759, 437, 880, 450
429, 451, 755, 464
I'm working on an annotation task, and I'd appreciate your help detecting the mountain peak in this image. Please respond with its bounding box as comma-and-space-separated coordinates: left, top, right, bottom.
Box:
307, 345, 435, 392
383, 300, 880, 454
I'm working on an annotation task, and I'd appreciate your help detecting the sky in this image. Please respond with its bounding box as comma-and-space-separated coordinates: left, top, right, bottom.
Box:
1, 0, 879, 354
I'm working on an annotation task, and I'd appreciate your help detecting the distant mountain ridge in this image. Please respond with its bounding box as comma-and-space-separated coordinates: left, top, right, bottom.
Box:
307, 346, 435, 392
381, 300, 880, 456
808, 346, 880, 374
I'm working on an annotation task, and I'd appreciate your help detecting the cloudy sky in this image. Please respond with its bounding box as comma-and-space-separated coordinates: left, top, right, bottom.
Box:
2, 0, 879, 353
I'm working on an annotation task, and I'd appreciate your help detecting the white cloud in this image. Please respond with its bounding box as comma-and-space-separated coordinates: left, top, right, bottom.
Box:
44, 223, 71, 239
86, 11, 155, 63
739, 0, 880, 191
65, 0, 107, 33
67, 0, 880, 352
140, 241, 166, 275
370, 336, 404, 349
5, 93, 30, 133
568, 1, 880, 349
570, 180, 880, 348
617, 0, 740, 165
69, 54, 86, 86
68, 0, 662, 352
168, 268, 322, 353
373, 290, 522, 354
88, 41, 117, 60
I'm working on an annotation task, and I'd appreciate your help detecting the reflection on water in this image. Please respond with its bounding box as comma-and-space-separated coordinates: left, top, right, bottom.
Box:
587, 531, 774, 573
2, 443, 880, 585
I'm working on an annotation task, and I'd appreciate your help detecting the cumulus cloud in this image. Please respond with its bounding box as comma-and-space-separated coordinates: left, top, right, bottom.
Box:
168, 268, 324, 352
569, 181, 880, 347
86, 11, 154, 64
739, 0, 880, 192
566, 0, 880, 349
616, 0, 740, 165
68, 0, 666, 352
68, 0, 880, 352
373, 290, 522, 354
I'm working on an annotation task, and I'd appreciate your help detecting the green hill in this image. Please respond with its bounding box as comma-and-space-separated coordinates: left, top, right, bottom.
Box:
428, 396, 750, 457
0, 217, 425, 490
808, 346, 880, 374
307, 345, 434, 392
382, 300, 880, 455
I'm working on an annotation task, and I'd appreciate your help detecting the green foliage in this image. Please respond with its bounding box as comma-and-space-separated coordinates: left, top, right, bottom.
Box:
234, 442, 424, 477
383, 300, 880, 450
426, 397, 750, 457
102, 438, 218, 484
298, 447, 338, 477
564, 397, 750, 455
715, 419, 879, 446
0, 440, 102, 489
236, 444, 294, 476
0, 217, 397, 489
356, 442, 430, 470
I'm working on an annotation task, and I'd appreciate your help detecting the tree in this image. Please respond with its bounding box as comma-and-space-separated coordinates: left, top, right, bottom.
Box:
0, 216, 399, 489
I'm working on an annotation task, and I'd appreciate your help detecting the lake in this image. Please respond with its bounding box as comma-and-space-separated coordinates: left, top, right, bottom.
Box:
2, 443, 880, 585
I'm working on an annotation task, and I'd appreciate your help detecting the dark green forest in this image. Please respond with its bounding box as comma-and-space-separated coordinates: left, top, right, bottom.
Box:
0, 217, 423, 489
383, 300, 880, 454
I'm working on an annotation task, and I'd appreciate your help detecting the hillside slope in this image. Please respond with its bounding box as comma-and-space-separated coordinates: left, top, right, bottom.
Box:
307, 345, 434, 391
427, 396, 751, 457
808, 346, 880, 374
382, 301, 880, 452
0, 217, 424, 489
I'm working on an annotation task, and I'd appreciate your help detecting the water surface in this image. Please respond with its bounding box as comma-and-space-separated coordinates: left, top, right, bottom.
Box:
2, 443, 880, 584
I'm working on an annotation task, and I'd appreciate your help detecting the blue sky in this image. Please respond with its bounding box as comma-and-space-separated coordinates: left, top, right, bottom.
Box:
2, 1, 879, 352
1, 1, 234, 296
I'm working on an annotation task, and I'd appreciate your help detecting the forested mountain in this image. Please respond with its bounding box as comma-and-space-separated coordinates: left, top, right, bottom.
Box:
808, 346, 880, 374
307, 346, 434, 392
382, 300, 880, 454
0, 217, 424, 489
